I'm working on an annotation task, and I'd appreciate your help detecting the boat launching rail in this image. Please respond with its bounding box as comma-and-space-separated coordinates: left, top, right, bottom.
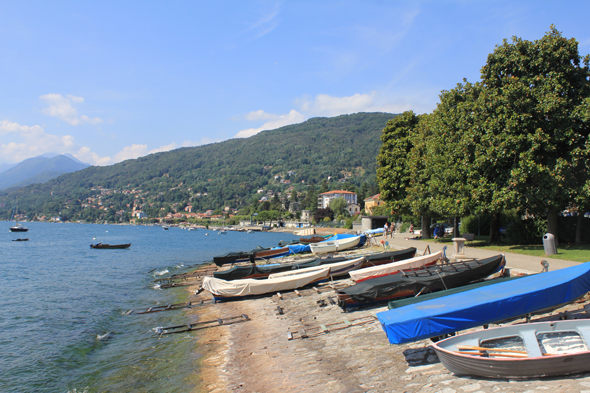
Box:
287, 315, 377, 340
128, 299, 213, 315
156, 314, 250, 335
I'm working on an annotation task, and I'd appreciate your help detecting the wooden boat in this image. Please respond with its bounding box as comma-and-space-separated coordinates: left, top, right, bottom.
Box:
203, 266, 331, 302
310, 235, 361, 254
12, 238, 29, 242
299, 235, 332, 244
213, 247, 417, 281
431, 320, 590, 378
337, 255, 505, 311
90, 243, 131, 249
268, 257, 365, 279
213, 246, 290, 266
349, 251, 443, 283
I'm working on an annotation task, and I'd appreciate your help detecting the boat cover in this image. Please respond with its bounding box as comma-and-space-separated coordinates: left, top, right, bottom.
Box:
387, 275, 522, 310
269, 257, 365, 279
203, 266, 331, 299
349, 251, 442, 282
213, 258, 319, 281
377, 262, 590, 344
287, 244, 312, 254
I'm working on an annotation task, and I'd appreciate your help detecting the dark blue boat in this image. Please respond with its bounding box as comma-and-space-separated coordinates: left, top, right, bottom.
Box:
377, 263, 590, 344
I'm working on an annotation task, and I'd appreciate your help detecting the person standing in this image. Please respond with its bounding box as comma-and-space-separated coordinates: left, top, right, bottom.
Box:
383, 222, 388, 238
390, 222, 395, 238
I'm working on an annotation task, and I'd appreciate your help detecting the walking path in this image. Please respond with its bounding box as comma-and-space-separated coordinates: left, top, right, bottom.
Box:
379, 232, 579, 273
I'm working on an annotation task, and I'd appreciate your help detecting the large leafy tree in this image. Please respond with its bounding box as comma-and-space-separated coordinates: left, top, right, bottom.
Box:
377, 111, 436, 237
476, 26, 590, 239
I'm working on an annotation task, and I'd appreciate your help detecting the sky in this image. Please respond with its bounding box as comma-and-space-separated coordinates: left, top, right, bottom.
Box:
1, 1, 589, 166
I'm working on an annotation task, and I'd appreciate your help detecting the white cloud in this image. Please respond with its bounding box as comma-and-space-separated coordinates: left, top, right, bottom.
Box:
40, 93, 103, 126
299, 93, 377, 117
0, 120, 76, 162
234, 110, 305, 138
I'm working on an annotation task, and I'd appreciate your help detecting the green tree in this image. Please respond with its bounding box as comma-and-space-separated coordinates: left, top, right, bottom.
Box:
474, 26, 590, 241
329, 197, 348, 217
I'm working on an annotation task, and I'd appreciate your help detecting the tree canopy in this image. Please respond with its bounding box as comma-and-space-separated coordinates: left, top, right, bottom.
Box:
377, 26, 590, 241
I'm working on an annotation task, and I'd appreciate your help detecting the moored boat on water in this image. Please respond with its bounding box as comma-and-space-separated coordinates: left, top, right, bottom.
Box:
432, 320, 590, 378
90, 243, 131, 249
337, 254, 505, 311
377, 262, 590, 345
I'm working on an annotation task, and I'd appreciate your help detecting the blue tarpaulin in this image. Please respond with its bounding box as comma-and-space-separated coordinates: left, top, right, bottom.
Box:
377, 263, 590, 344
287, 244, 311, 254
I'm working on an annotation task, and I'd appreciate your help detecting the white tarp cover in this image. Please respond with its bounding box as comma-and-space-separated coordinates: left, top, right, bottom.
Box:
349, 251, 442, 283
203, 266, 331, 298
268, 257, 365, 279
310, 235, 360, 254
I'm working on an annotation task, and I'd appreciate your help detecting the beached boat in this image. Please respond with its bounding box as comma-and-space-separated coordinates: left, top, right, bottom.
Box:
213, 246, 290, 266
268, 257, 365, 279
431, 320, 590, 378
299, 235, 332, 244
90, 243, 131, 249
213, 247, 417, 281
349, 251, 443, 283
377, 262, 590, 345
310, 235, 361, 254
203, 266, 331, 302
337, 255, 505, 311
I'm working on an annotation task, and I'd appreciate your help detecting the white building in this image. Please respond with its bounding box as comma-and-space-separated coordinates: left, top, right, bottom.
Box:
317, 190, 358, 209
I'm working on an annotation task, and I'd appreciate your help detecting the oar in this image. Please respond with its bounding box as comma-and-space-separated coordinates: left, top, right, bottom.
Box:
456, 351, 528, 358
457, 345, 527, 354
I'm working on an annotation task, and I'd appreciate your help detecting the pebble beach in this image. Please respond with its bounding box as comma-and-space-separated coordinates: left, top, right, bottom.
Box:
186, 230, 590, 393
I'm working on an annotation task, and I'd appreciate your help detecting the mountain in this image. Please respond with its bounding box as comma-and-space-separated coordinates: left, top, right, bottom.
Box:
0, 112, 396, 221
0, 162, 16, 174
0, 155, 91, 191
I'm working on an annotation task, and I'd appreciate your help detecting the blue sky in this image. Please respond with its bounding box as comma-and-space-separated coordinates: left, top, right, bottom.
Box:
1, 1, 589, 166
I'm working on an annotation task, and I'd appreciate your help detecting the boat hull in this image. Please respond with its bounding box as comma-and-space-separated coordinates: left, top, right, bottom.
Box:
9, 226, 28, 232
90, 243, 131, 249
432, 320, 590, 378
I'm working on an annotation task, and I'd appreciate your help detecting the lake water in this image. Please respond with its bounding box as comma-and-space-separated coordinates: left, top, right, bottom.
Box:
0, 222, 298, 393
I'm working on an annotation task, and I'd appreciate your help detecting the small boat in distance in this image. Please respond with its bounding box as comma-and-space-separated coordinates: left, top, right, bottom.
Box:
90, 242, 131, 249
12, 238, 29, 242
9, 200, 28, 233
432, 320, 590, 378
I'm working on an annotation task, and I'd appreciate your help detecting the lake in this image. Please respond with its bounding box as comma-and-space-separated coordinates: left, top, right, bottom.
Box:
0, 222, 297, 392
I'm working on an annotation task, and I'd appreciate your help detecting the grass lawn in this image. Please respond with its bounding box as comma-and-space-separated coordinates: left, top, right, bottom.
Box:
422, 235, 590, 263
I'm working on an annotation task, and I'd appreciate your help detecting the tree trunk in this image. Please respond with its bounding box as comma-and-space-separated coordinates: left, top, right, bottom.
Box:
421, 215, 431, 239
489, 212, 501, 243
453, 216, 460, 238
576, 213, 583, 244
547, 207, 559, 246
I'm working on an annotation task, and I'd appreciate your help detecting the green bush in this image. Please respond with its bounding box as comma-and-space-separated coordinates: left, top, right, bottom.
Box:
506, 217, 547, 245
400, 222, 411, 232
460, 215, 492, 235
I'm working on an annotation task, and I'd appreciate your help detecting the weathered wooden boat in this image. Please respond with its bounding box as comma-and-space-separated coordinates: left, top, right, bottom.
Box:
337, 255, 505, 311
431, 320, 590, 378
268, 257, 365, 279
309, 235, 361, 254
299, 235, 332, 244
213, 246, 291, 266
377, 262, 590, 345
213, 247, 417, 281
90, 243, 131, 249
349, 251, 443, 283
202, 266, 331, 302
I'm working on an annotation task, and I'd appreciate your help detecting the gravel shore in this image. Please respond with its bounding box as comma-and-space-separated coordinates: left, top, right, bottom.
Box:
186, 234, 590, 393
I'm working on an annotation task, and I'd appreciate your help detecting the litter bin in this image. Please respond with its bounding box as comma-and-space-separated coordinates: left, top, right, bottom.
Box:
543, 233, 557, 256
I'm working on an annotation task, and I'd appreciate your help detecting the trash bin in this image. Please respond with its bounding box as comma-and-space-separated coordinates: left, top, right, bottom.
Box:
543, 233, 557, 256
